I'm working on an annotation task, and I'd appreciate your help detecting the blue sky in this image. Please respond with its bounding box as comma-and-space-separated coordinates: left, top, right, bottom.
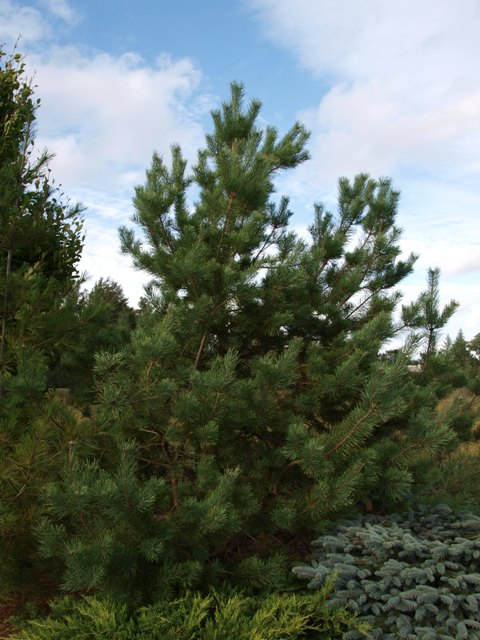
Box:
1, 0, 479, 340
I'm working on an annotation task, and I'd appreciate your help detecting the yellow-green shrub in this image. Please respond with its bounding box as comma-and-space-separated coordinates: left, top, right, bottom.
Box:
12, 580, 369, 640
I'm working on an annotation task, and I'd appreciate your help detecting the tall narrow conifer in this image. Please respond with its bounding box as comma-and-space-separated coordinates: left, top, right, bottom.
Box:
0, 49, 85, 591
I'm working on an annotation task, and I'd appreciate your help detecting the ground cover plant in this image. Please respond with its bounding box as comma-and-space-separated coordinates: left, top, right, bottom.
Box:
10, 582, 369, 640
293, 503, 480, 639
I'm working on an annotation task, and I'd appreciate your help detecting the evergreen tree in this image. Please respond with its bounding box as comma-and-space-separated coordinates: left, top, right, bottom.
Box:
401, 267, 459, 371
401, 272, 477, 442
432, 331, 480, 440
36, 84, 454, 599
0, 47, 83, 379
469, 333, 480, 361
439, 331, 474, 390
0, 48, 86, 591
458, 332, 480, 397
50, 278, 136, 403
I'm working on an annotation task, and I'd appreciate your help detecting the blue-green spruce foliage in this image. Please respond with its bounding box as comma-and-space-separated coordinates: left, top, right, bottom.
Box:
293, 504, 480, 639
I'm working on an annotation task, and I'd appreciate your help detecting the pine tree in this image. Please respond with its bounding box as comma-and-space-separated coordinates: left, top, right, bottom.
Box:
400, 271, 476, 443
430, 331, 480, 441
0, 48, 86, 592
401, 267, 459, 371
448, 331, 480, 396
36, 83, 454, 598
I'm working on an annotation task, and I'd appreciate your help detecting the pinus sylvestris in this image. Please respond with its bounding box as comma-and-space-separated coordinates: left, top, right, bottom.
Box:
36, 83, 453, 601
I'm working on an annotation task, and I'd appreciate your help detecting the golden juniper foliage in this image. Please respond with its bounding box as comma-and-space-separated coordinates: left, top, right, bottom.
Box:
12, 578, 369, 640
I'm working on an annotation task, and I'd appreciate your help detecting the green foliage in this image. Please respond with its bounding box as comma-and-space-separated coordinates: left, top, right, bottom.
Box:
0, 65, 465, 610
402, 326, 480, 445
293, 504, 480, 639
35, 440, 175, 603
402, 267, 459, 370
34, 83, 455, 597
49, 278, 136, 401
0, 47, 85, 593
435, 332, 480, 409
0, 46, 84, 380
414, 443, 480, 515
12, 596, 135, 640
0, 48, 83, 368
400, 270, 478, 448
0, 386, 95, 590
12, 581, 369, 640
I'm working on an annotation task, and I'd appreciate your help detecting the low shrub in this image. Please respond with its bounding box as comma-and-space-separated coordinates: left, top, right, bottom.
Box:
11, 581, 369, 639
293, 504, 480, 639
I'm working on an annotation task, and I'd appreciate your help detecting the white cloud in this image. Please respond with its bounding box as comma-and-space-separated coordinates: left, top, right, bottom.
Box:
0, 0, 49, 43
249, 0, 480, 182
40, 0, 78, 25
15, 44, 213, 302
75, 191, 148, 305
250, 0, 480, 88
249, 0, 480, 184
249, 0, 480, 338
0, 0, 80, 46
29, 47, 207, 194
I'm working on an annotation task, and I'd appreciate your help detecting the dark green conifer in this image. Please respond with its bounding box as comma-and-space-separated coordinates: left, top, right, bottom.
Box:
0, 48, 85, 591
36, 83, 453, 598
50, 278, 136, 402
401, 267, 459, 371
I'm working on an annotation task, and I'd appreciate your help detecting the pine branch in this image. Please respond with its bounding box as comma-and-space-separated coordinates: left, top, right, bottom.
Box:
326, 403, 377, 458
271, 459, 302, 495
194, 332, 207, 369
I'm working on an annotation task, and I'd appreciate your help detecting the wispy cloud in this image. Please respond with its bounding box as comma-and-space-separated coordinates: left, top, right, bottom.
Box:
1, 0, 81, 45
249, 0, 480, 338
0, 0, 49, 43
21, 45, 211, 300
30, 47, 207, 193
40, 0, 79, 25
249, 0, 480, 183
